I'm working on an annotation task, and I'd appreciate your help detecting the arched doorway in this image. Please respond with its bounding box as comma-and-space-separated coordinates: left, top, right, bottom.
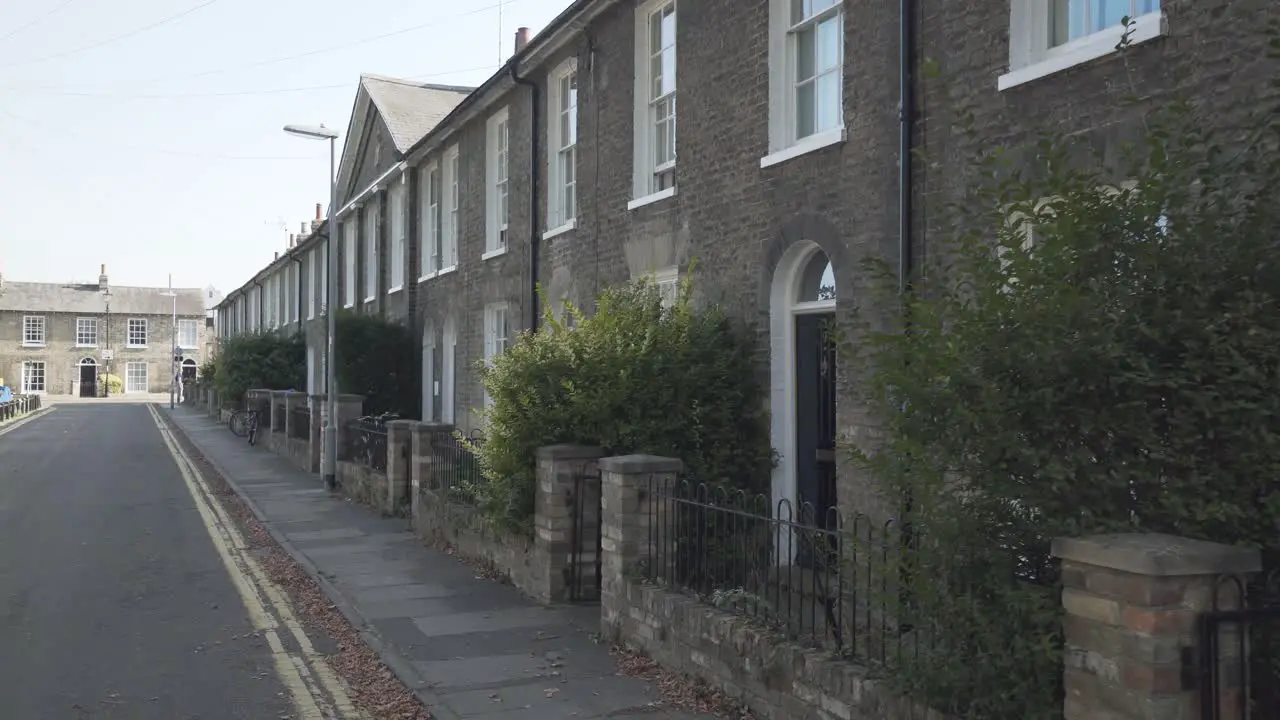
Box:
769, 242, 838, 545
181, 358, 198, 380
78, 357, 98, 398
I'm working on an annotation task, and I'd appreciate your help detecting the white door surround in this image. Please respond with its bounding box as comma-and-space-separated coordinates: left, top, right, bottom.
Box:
768, 240, 837, 524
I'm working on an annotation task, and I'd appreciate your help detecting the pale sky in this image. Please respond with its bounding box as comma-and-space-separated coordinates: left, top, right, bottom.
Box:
0, 0, 569, 293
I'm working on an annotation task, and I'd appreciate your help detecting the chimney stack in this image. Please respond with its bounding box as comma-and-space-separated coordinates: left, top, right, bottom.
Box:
514, 27, 531, 54
311, 203, 323, 232
274, 251, 280, 261
98, 264, 109, 292
289, 234, 296, 248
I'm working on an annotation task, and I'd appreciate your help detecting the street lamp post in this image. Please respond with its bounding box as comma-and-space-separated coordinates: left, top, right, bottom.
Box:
162, 276, 178, 409
103, 289, 112, 397
284, 123, 341, 492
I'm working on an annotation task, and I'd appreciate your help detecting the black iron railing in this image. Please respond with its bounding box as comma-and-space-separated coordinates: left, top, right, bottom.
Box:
0, 394, 39, 422
343, 417, 389, 472
289, 406, 310, 440
424, 429, 485, 505
1200, 565, 1280, 719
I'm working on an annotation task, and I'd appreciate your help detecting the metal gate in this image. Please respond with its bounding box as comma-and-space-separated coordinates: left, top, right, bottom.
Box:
567, 465, 602, 602
1199, 570, 1280, 719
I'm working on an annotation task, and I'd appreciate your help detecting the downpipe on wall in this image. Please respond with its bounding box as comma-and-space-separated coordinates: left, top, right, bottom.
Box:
511, 59, 541, 332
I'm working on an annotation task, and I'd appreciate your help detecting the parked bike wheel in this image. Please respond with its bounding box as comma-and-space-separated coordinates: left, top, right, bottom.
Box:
229, 410, 251, 438
247, 414, 259, 446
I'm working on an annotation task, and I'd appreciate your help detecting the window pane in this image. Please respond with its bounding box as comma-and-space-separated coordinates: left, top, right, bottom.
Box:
816, 71, 840, 133
817, 16, 840, 72
560, 111, 571, 150
650, 54, 664, 100
796, 26, 816, 82
796, 81, 816, 139
654, 114, 671, 167
650, 7, 663, 53
563, 180, 575, 221
791, 0, 809, 24
661, 46, 676, 96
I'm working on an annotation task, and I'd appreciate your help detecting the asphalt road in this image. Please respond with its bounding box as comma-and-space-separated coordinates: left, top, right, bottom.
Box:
0, 404, 294, 719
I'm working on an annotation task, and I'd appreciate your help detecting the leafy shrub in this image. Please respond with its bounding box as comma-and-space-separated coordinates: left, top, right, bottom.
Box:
849, 30, 1280, 720
334, 310, 417, 417
100, 373, 123, 395
476, 275, 774, 533
198, 359, 217, 383
213, 333, 305, 408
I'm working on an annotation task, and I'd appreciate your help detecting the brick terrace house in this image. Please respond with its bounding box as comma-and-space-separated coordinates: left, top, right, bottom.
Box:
0, 265, 207, 397
217, 0, 1279, 530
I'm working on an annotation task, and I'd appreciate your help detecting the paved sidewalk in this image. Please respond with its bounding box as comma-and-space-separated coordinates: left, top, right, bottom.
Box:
165, 406, 710, 720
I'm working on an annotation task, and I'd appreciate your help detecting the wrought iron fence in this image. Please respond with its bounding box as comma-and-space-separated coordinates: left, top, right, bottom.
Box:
0, 394, 39, 422
643, 475, 883, 654
342, 417, 389, 472
423, 429, 485, 505
289, 406, 310, 440
245, 391, 272, 431
1200, 564, 1280, 719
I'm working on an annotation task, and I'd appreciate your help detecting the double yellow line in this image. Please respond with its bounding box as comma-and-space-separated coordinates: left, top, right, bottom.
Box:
147, 404, 364, 720
0, 406, 54, 437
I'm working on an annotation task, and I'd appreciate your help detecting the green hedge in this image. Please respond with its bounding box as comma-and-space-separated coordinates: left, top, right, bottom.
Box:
849, 30, 1280, 719
334, 310, 417, 417
475, 275, 775, 533
213, 333, 305, 408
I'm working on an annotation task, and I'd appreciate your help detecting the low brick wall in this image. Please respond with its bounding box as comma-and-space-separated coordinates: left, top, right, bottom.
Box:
285, 437, 311, 472
413, 488, 542, 594
607, 580, 942, 720
339, 461, 386, 510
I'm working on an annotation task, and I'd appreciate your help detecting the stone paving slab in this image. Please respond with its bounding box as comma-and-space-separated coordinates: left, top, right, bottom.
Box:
165, 407, 714, 720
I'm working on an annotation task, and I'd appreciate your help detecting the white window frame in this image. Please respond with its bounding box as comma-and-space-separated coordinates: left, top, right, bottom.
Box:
631, 0, 678, 208
127, 318, 149, 348
388, 175, 407, 293
444, 146, 459, 271
75, 317, 98, 347
482, 303, 511, 408
485, 108, 511, 259
421, 161, 443, 276
21, 315, 45, 347
418, 163, 435, 279
291, 263, 299, 322
125, 361, 148, 394
20, 360, 46, 394
178, 319, 199, 349
1000, 0, 1165, 90
651, 266, 680, 309
307, 248, 317, 319
343, 215, 358, 307
763, 0, 846, 169
545, 59, 579, 236
363, 200, 379, 302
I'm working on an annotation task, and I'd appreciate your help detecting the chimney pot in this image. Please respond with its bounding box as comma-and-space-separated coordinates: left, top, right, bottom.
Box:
515, 26, 531, 53
274, 251, 279, 260
98, 264, 109, 292
315, 203, 322, 220
301, 221, 308, 235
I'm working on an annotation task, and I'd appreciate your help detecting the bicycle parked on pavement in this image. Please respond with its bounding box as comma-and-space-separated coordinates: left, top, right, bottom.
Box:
228, 408, 261, 446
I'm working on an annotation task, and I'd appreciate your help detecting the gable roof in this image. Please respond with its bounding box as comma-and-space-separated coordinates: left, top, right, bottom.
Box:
0, 282, 205, 316
334, 75, 473, 203
362, 75, 473, 153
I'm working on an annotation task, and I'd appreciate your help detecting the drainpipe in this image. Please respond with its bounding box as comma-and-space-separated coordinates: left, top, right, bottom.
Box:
897, 0, 919, 574
291, 252, 304, 337
251, 279, 264, 331
510, 47, 541, 332
898, 0, 915, 296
